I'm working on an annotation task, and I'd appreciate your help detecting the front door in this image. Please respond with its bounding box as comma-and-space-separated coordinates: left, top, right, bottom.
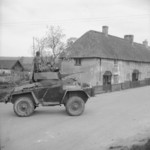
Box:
132, 72, 138, 81
103, 73, 112, 92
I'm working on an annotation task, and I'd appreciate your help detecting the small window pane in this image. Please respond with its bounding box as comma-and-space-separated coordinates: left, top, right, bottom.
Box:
114, 75, 119, 84
75, 59, 81, 66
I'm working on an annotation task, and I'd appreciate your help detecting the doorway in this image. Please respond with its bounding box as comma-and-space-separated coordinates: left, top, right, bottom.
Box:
103, 71, 112, 91
132, 69, 139, 81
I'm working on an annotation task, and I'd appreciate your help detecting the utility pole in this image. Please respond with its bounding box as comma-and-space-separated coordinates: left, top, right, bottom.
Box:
33, 37, 35, 56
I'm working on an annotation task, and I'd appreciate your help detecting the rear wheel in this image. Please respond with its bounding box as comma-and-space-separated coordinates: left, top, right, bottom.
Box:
13, 96, 34, 117
65, 96, 85, 116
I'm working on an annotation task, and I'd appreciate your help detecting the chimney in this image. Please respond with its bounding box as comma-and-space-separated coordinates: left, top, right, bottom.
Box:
143, 40, 148, 48
124, 35, 134, 44
102, 26, 108, 36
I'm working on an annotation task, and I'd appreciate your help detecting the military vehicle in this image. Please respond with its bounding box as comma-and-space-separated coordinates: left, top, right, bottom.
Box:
3, 71, 92, 117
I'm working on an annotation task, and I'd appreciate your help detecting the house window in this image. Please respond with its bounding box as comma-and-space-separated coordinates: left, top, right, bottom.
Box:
114, 60, 119, 72
147, 72, 150, 78
113, 75, 119, 84
139, 72, 141, 80
75, 58, 81, 66
114, 60, 118, 66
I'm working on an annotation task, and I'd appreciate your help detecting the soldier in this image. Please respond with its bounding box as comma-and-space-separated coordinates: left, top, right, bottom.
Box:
33, 51, 44, 72
31, 51, 44, 82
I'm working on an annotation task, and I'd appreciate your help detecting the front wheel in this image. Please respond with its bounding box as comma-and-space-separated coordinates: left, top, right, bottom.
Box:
65, 96, 85, 116
13, 96, 34, 117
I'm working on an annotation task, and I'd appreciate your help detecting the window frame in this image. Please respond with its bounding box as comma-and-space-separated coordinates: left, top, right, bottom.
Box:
113, 74, 119, 84
114, 60, 118, 66
74, 58, 82, 66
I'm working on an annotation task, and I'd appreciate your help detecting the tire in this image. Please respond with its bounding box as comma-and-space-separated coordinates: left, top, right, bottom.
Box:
65, 96, 85, 116
13, 96, 34, 117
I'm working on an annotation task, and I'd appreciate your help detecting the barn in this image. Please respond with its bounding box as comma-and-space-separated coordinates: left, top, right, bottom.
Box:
0, 59, 24, 83
0, 59, 24, 74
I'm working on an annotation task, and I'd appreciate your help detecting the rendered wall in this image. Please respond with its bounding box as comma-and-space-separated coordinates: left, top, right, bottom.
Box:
61, 58, 150, 86
61, 58, 100, 86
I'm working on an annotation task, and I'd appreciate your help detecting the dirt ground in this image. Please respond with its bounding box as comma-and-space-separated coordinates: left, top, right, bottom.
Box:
0, 86, 150, 150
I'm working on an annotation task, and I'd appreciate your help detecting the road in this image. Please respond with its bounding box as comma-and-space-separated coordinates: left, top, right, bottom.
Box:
0, 86, 150, 150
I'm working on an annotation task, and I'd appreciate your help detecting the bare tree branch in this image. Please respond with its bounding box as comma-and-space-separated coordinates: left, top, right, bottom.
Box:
33, 26, 66, 67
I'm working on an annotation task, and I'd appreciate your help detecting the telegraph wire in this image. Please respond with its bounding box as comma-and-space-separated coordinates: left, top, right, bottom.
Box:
0, 13, 150, 26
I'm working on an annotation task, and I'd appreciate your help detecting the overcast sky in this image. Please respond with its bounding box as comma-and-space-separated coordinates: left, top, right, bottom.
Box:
0, 0, 150, 57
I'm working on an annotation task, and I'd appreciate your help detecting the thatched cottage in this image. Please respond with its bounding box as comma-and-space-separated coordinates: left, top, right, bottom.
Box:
61, 26, 150, 91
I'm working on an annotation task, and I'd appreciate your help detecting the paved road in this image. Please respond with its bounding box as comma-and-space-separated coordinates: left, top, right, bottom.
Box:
1, 86, 150, 150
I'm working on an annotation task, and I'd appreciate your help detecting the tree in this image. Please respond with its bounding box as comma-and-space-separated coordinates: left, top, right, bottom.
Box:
33, 26, 65, 67
66, 37, 77, 48
60, 37, 77, 58
34, 37, 47, 56
44, 26, 65, 66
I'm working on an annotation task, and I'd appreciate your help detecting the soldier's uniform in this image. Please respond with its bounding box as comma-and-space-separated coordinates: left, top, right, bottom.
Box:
33, 51, 51, 73
33, 55, 43, 72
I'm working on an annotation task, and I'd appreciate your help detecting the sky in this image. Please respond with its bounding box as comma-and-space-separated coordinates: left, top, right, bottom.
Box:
0, 0, 150, 57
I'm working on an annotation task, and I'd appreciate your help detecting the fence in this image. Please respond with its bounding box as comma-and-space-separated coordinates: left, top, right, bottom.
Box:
93, 78, 150, 95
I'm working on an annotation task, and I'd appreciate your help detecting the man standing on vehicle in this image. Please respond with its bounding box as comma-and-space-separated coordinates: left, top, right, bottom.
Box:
31, 51, 45, 82
33, 51, 44, 72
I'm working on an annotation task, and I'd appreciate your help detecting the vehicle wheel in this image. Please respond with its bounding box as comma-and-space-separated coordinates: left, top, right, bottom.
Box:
13, 96, 34, 117
65, 96, 85, 116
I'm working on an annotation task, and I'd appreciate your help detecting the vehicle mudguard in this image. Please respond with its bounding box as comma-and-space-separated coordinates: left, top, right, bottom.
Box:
61, 89, 90, 104
10, 91, 39, 105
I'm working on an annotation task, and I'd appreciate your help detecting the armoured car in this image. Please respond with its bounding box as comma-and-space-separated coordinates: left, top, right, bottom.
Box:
3, 72, 91, 117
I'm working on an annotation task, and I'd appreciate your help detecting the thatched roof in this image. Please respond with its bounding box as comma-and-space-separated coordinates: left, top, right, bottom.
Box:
65, 30, 150, 62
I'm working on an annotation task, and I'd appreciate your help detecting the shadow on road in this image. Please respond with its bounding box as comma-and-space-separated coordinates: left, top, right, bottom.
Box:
33, 108, 67, 117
